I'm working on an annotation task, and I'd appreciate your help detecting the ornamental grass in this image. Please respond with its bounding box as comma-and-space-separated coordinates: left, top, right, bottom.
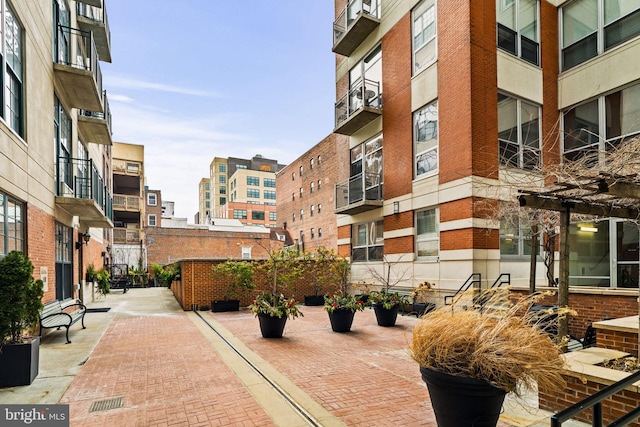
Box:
410, 289, 572, 395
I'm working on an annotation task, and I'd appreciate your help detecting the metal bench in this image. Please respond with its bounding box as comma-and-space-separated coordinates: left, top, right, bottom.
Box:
39, 299, 86, 343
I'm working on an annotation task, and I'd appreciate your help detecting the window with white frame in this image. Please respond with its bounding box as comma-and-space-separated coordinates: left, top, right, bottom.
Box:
0, 191, 25, 255
219, 164, 226, 172
300, 209, 304, 220
247, 176, 259, 186
148, 214, 157, 227
3, 2, 23, 136
264, 190, 276, 200
269, 211, 277, 221
242, 246, 252, 259
233, 209, 247, 219
310, 158, 314, 169
310, 182, 314, 193
219, 175, 226, 183
413, 0, 437, 74
311, 228, 315, 239
563, 81, 640, 163
310, 205, 315, 217
318, 203, 322, 214
416, 208, 439, 259
500, 216, 533, 257
318, 228, 323, 238
352, 220, 384, 262
247, 188, 260, 198
147, 193, 157, 206
317, 179, 322, 191
497, 0, 539, 65
414, 101, 438, 178
561, 0, 640, 71
498, 93, 541, 169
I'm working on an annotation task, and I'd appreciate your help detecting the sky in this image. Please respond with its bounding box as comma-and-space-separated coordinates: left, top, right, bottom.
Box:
102, 1, 337, 220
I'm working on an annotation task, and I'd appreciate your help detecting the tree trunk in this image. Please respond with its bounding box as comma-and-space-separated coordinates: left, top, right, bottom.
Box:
558, 207, 570, 349
529, 224, 538, 294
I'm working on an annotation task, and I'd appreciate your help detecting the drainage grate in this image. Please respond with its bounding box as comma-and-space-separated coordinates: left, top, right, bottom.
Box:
89, 397, 124, 413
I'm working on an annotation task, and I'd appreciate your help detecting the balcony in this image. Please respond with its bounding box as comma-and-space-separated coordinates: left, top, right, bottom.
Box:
113, 227, 142, 245
113, 194, 141, 212
53, 25, 103, 112
333, 0, 380, 56
55, 157, 113, 228
76, 1, 111, 63
78, 91, 112, 145
334, 172, 383, 215
113, 159, 142, 176
77, 0, 102, 7
334, 79, 382, 135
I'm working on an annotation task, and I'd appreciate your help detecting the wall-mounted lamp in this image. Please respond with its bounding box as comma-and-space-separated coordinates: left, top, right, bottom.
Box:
75, 231, 91, 249
393, 201, 399, 214
578, 223, 598, 233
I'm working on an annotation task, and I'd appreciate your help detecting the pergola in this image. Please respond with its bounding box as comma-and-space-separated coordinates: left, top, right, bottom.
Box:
518, 172, 640, 341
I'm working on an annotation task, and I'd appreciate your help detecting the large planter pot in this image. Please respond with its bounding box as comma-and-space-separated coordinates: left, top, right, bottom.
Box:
372, 303, 400, 327
211, 300, 240, 312
257, 313, 287, 338
328, 308, 355, 333
304, 295, 325, 306
420, 367, 506, 427
413, 302, 436, 317
0, 336, 40, 388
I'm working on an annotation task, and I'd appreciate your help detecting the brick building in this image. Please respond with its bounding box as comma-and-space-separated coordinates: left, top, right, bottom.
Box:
276, 133, 349, 252
331, 0, 640, 307
1, 0, 114, 304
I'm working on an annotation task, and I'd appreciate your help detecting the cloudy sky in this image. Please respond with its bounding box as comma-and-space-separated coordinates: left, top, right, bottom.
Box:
102, 1, 337, 220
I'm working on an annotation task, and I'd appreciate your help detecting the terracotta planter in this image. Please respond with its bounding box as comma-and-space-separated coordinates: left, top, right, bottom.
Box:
0, 336, 40, 388
328, 308, 355, 332
420, 367, 506, 427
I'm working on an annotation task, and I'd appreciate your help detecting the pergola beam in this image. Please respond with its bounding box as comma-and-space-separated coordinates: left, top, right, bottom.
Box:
518, 194, 640, 219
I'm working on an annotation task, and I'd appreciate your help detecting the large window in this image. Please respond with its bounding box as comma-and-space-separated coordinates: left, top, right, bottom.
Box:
269, 212, 277, 221
264, 178, 275, 188
413, 0, 437, 74
264, 190, 276, 200
2, 2, 23, 136
247, 189, 260, 198
252, 211, 265, 221
498, 93, 541, 169
497, 0, 539, 65
54, 96, 72, 193
562, 0, 640, 71
414, 101, 438, 177
500, 217, 533, 257
352, 220, 384, 262
0, 191, 24, 255
348, 134, 384, 204
247, 176, 260, 186
416, 208, 439, 259
147, 193, 157, 206
233, 209, 247, 219
563, 81, 640, 162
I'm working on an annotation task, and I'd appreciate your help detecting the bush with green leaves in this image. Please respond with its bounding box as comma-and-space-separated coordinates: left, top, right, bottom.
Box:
0, 251, 44, 345
212, 259, 255, 300
152, 263, 180, 287
95, 268, 110, 296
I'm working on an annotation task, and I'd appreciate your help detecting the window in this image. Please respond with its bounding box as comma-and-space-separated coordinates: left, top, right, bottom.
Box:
264, 190, 276, 200
269, 212, 277, 221
265, 202, 275, 206
318, 155, 322, 165
310, 158, 314, 169
318, 203, 322, 214
54, 97, 72, 193
241, 246, 252, 259
300, 209, 304, 220
237, 164, 248, 169
317, 180, 322, 191
264, 178, 275, 188
292, 192, 295, 201
220, 186, 226, 195
247, 176, 260, 186
498, 94, 541, 169
205, 201, 210, 208
310, 182, 314, 193
247, 189, 260, 198
413, 0, 437, 74
416, 208, 439, 259
252, 211, 265, 221
346, 134, 383, 205
352, 220, 384, 262
497, 0, 539, 65
148, 214, 157, 227
563, 81, 640, 163
233, 209, 247, 219
0, 191, 24, 254
292, 172, 295, 181
292, 212, 296, 222
311, 228, 315, 239
414, 101, 438, 177
500, 217, 533, 257
205, 191, 210, 199
310, 205, 315, 217
4, 3, 23, 136
299, 165, 303, 176
219, 175, 226, 184
220, 197, 226, 205
219, 164, 226, 173
348, 46, 382, 112
300, 187, 303, 198
318, 228, 323, 238
147, 193, 157, 206
561, 0, 640, 71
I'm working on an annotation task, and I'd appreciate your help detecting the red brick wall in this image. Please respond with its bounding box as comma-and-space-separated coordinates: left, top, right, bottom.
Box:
27, 204, 56, 303
597, 329, 638, 355
540, 0, 561, 173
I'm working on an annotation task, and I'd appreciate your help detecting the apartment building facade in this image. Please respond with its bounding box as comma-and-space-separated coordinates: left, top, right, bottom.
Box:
276, 133, 349, 252
332, 0, 640, 295
0, 0, 113, 304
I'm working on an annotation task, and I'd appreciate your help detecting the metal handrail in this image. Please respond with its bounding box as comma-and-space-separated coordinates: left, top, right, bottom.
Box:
551, 369, 640, 426
334, 172, 382, 209
335, 78, 382, 126
79, 91, 112, 134
490, 273, 510, 288
443, 273, 481, 307
55, 25, 103, 98
333, 0, 380, 45
56, 156, 113, 221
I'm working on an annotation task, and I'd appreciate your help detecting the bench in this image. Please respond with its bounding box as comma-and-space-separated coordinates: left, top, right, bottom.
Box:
39, 299, 86, 344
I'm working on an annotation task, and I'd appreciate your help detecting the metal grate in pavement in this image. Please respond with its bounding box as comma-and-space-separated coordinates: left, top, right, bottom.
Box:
88, 396, 124, 413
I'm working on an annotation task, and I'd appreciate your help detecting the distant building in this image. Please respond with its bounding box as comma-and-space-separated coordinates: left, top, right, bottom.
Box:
277, 133, 348, 252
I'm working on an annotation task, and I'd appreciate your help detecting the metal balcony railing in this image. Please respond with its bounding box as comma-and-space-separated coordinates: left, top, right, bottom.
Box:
54, 25, 103, 99
113, 194, 141, 211
79, 90, 112, 132
333, 0, 381, 47
113, 228, 141, 244
335, 172, 383, 210
335, 78, 382, 127
56, 156, 113, 221
76, 1, 111, 62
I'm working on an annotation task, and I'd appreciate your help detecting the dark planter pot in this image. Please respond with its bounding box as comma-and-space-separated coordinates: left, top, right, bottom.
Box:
328, 308, 355, 333
257, 313, 287, 338
0, 336, 40, 388
372, 303, 400, 327
211, 300, 240, 312
413, 302, 436, 317
304, 295, 325, 306
420, 367, 506, 427
355, 294, 369, 304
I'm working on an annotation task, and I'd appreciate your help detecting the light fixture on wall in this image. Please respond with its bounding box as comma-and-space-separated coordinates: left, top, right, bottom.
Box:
75, 231, 91, 249
578, 223, 598, 233
393, 201, 399, 214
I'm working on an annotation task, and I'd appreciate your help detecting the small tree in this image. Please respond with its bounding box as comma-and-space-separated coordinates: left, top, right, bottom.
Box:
0, 251, 44, 345
152, 263, 180, 287
258, 246, 304, 297
212, 259, 255, 300
307, 246, 347, 297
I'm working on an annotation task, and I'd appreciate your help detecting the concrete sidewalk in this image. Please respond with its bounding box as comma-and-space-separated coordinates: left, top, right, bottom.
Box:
0, 288, 585, 426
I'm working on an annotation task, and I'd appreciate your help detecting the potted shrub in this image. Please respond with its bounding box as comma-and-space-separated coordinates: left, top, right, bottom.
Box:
95, 268, 110, 297
368, 288, 410, 327
85, 263, 98, 282
0, 251, 44, 387
323, 292, 366, 332
409, 289, 569, 427
303, 247, 344, 306
352, 281, 372, 304
211, 259, 255, 312
409, 281, 437, 316
249, 292, 303, 338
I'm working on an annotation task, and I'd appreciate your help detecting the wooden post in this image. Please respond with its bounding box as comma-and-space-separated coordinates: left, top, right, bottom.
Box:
558, 206, 571, 345
529, 223, 538, 294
